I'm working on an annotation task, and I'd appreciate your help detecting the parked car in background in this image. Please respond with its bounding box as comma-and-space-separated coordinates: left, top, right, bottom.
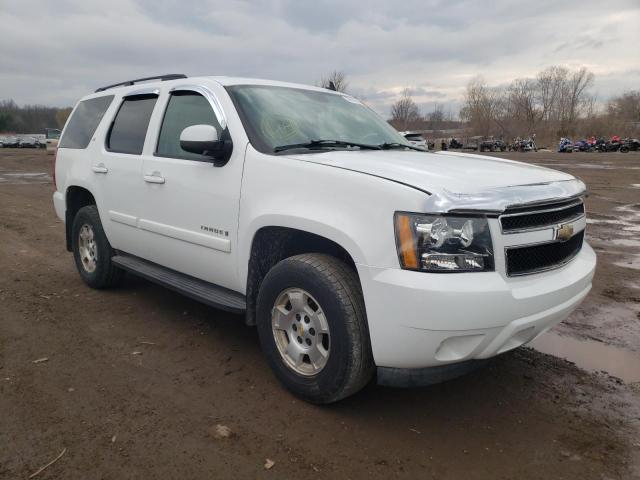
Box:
45, 128, 62, 154
18, 136, 38, 148
400, 132, 428, 150
4, 136, 20, 148
463, 136, 482, 151
53, 74, 595, 403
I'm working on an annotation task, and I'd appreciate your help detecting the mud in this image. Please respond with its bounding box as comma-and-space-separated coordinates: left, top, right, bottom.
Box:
1, 149, 639, 479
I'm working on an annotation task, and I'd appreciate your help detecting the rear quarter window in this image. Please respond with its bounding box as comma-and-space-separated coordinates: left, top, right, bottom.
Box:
59, 95, 114, 149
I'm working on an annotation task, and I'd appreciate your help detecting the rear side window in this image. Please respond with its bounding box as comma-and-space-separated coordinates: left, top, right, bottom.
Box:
59, 95, 114, 149
107, 95, 157, 155
156, 92, 221, 160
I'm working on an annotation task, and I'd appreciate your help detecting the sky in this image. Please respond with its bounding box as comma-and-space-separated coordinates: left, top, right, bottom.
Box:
1, 0, 639, 117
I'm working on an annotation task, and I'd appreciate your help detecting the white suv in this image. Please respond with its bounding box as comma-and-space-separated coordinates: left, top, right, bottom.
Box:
53, 74, 596, 403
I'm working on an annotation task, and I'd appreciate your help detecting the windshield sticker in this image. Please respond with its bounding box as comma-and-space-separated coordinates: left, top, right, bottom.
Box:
260, 115, 301, 143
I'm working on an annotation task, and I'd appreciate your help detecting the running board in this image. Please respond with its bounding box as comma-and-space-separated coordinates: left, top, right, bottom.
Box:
112, 254, 246, 314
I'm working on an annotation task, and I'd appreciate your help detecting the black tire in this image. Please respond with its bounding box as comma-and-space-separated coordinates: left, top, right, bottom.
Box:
71, 205, 123, 289
256, 254, 374, 404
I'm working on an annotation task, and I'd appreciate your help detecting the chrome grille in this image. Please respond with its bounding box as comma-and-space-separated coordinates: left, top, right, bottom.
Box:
500, 199, 585, 234
506, 231, 584, 276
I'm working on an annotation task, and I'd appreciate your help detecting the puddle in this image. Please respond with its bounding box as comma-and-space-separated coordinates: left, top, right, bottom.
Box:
0, 172, 51, 184
631, 184, 640, 189
530, 331, 640, 383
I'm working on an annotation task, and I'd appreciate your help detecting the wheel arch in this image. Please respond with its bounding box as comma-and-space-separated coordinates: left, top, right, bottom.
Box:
65, 186, 96, 251
243, 224, 362, 326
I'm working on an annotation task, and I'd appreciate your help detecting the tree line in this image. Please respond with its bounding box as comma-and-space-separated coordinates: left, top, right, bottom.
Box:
321, 68, 640, 144
0, 100, 72, 134
458, 66, 639, 144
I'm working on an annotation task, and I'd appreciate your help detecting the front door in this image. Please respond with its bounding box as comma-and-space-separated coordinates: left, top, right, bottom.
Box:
139, 87, 244, 291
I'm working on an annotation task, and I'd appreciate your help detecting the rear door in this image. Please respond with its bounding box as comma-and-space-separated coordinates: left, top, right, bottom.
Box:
139, 85, 243, 290
96, 90, 159, 257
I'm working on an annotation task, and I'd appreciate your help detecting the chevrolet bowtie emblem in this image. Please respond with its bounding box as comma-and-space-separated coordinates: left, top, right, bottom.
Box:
555, 223, 574, 241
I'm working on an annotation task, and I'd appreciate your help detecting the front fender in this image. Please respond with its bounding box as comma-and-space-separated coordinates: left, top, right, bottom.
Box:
237, 148, 429, 288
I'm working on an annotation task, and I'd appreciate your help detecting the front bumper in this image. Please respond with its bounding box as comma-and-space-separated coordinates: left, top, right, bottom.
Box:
356, 242, 596, 370
53, 191, 65, 222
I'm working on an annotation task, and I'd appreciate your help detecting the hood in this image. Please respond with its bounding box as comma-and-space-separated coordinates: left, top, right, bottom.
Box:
286, 149, 585, 213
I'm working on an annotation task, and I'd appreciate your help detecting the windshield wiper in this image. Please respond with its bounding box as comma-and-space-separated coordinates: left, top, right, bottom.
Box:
274, 139, 382, 153
378, 142, 426, 152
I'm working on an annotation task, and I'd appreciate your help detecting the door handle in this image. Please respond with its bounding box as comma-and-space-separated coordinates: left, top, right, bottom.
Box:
143, 172, 165, 184
92, 164, 108, 174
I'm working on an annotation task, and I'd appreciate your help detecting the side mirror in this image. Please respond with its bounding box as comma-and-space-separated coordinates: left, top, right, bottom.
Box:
180, 124, 223, 157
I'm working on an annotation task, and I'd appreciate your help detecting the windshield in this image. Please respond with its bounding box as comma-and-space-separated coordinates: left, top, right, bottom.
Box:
226, 85, 411, 154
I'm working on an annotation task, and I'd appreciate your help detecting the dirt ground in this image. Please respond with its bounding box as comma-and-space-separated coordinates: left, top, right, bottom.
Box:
1, 148, 639, 479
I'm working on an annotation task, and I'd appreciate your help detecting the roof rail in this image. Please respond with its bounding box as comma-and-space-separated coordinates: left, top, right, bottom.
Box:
95, 74, 188, 93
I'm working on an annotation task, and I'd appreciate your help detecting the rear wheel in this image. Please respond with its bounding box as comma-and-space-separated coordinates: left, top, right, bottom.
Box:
71, 205, 123, 289
256, 254, 374, 403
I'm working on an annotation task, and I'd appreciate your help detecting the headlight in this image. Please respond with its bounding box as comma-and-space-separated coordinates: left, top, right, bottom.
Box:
394, 212, 494, 272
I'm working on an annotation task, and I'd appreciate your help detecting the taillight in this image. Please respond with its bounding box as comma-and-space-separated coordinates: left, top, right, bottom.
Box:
52, 148, 58, 190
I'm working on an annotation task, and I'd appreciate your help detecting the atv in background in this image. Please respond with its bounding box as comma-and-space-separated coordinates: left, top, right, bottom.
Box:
510, 135, 537, 152
479, 138, 507, 152
595, 136, 622, 152
573, 139, 591, 152
558, 138, 574, 153
449, 138, 463, 149
621, 138, 640, 152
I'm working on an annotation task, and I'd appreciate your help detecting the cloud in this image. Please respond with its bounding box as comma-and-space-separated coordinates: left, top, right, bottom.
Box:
0, 0, 638, 117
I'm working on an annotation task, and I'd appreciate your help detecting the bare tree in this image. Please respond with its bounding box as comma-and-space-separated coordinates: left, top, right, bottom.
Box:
427, 103, 445, 123
507, 78, 538, 133
460, 76, 507, 137
607, 90, 640, 122
389, 89, 422, 130
536, 66, 567, 124
565, 67, 595, 130
319, 70, 349, 93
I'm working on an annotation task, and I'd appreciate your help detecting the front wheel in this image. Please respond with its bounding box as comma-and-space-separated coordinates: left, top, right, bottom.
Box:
256, 254, 374, 403
71, 205, 123, 289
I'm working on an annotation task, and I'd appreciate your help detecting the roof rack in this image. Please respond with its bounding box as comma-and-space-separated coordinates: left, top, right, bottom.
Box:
95, 74, 188, 93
